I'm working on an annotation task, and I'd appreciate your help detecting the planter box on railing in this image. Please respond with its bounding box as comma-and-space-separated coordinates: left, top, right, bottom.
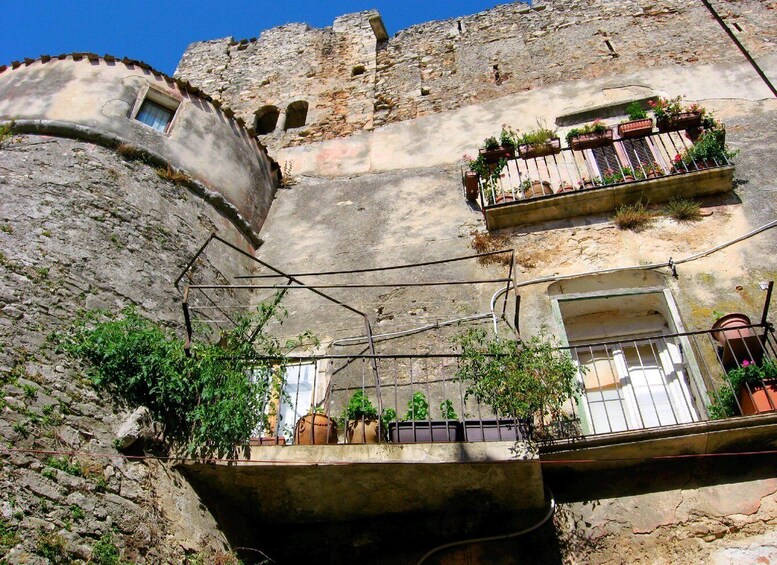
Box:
617, 118, 654, 139
463, 419, 530, 442
518, 138, 561, 159
569, 129, 613, 150
388, 420, 463, 443
739, 379, 777, 415
479, 145, 515, 164
656, 112, 702, 133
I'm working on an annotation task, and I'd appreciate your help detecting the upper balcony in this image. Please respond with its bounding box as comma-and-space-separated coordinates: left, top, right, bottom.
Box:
466, 128, 735, 230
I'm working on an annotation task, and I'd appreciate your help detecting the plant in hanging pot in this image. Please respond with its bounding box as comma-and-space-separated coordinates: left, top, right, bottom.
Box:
617, 102, 654, 139
517, 123, 561, 159
454, 328, 581, 440
708, 359, 777, 419
679, 128, 737, 170
387, 392, 463, 443
342, 390, 383, 444
566, 120, 613, 150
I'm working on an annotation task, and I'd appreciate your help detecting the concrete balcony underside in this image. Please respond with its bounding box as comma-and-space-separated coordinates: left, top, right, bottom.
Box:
179, 442, 543, 525
485, 165, 735, 230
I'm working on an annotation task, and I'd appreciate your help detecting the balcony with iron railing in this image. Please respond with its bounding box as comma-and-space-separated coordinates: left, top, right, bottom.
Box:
469, 130, 735, 230
251, 320, 776, 450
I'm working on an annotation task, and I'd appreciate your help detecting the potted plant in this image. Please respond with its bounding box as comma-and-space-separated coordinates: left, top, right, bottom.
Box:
556, 180, 575, 194
566, 120, 613, 150
708, 359, 777, 418
454, 328, 580, 440
479, 130, 515, 164
517, 124, 561, 159
578, 176, 601, 190
387, 392, 463, 443
342, 390, 382, 444
651, 96, 702, 133
521, 178, 553, 198
643, 161, 665, 179
294, 406, 339, 445
617, 102, 654, 139
678, 128, 736, 169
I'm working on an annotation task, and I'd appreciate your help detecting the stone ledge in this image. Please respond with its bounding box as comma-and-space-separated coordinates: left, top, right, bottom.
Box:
485, 165, 735, 230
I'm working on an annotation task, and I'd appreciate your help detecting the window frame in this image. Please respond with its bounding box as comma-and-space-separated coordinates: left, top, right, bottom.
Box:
130, 84, 182, 135
550, 287, 708, 435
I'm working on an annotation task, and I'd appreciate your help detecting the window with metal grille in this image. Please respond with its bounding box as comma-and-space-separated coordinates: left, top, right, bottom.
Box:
620, 138, 655, 170
591, 145, 621, 177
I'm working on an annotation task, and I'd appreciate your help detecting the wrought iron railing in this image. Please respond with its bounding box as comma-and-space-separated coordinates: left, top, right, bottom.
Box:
476, 130, 733, 208
252, 322, 775, 446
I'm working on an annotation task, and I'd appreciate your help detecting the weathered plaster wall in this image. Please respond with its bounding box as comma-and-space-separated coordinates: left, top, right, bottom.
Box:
0, 135, 257, 563
174, 0, 777, 154
0, 56, 278, 235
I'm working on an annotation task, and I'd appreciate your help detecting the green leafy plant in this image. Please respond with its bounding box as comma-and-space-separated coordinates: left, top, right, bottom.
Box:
0, 121, 15, 148
56, 297, 315, 458
483, 136, 500, 150
499, 125, 519, 148
343, 390, 379, 421
625, 101, 648, 121
380, 407, 397, 430
709, 359, 777, 419
454, 329, 580, 435
649, 95, 685, 120
678, 129, 737, 166
0, 518, 19, 554
90, 534, 122, 565
566, 120, 608, 144
518, 122, 557, 148
439, 399, 459, 420
404, 391, 430, 421
36, 532, 68, 562
45, 456, 83, 477
664, 197, 701, 222
612, 201, 654, 231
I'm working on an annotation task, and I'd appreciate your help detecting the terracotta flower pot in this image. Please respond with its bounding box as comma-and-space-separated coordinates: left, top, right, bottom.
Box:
249, 436, 287, 446
479, 145, 515, 164
522, 180, 553, 198
569, 129, 613, 150
493, 193, 517, 205
517, 138, 561, 159
346, 418, 382, 444
617, 118, 654, 139
294, 413, 339, 445
556, 181, 575, 194
463, 171, 480, 202
738, 380, 777, 415
711, 313, 755, 344
656, 112, 702, 133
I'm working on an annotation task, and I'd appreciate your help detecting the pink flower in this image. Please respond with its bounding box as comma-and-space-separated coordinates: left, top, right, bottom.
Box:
648, 100, 656, 108
742, 360, 751, 367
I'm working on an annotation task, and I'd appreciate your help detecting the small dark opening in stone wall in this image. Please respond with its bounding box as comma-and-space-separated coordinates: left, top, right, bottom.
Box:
352, 65, 366, 76
285, 101, 309, 130
254, 105, 280, 135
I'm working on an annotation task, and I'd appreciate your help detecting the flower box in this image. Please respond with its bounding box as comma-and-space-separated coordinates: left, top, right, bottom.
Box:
569, 129, 613, 150
517, 138, 561, 159
388, 420, 463, 443
249, 436, 287, 446
656, 111, 702, 133
463, 171, 480, 202
617, 118, 654, 139
479, 145, 515, 164
463, 419, 530, 442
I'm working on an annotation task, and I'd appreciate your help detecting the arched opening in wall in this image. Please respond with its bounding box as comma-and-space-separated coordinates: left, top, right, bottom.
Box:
254, 105, 280, 135
285, 101, 309, 130
352, 65, 366, 76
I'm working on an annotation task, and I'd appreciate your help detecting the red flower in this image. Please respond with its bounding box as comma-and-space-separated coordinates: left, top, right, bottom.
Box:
674, 154, 682, 162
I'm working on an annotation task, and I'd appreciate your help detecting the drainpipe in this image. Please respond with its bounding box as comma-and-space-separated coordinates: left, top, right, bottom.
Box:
699, 0, 777, 98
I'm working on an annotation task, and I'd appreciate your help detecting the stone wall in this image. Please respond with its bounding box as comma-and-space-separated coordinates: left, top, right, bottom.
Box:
174, 0, 777, 152
0, 135, 259, 563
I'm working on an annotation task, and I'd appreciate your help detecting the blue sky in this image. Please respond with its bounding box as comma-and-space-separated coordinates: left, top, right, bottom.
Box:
3, 1, 515, 75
